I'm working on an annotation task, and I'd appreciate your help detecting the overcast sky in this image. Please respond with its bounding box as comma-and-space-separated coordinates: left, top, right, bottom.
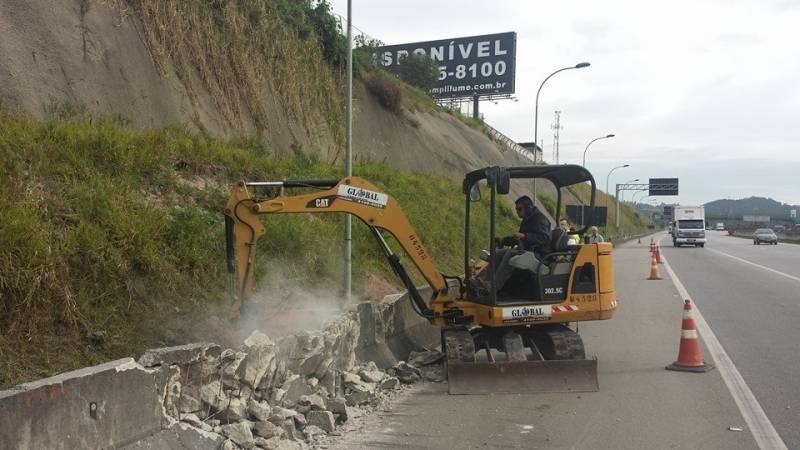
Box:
329, 0, 800, 206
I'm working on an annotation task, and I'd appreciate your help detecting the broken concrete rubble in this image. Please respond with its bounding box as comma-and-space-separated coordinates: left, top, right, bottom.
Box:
239, 332, 278, 389
253, 420, 284, 439
178, 394, 202, 414
408, 350, 445, 367
281, 419, 304, 441
269, 387, 287, 405
420, 363, 446, 382
306, 411, 335, 433
138, 342, 222, 368
156, 317, 442, 448
268, 406, 298, 425
199, 381, 228, 411
247, 399, 272, 422
390, 361, 422, 383
220, 421, 255, 449
380, 377, 401, 390
358, 361, 386, 383
344, 390, 374, 407
302, 424, 327, 440
298, 393, 326, 411
122, 289, 445, 448
281, 374, 313, 406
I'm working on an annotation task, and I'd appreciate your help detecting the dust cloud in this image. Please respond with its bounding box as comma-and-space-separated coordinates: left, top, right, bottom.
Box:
226, 260, 350, 344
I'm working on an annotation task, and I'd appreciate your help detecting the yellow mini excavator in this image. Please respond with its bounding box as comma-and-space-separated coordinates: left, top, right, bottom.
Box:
224, 165, 617, 394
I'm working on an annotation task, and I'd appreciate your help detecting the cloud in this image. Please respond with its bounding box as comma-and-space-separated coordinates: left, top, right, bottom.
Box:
330, 0, 800, 206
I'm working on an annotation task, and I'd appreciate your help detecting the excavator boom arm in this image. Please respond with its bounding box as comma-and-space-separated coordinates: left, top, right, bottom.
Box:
224, 177, 450, 318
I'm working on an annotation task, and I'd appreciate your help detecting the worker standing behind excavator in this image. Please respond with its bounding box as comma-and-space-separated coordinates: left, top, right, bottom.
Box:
559, 218, 581, 245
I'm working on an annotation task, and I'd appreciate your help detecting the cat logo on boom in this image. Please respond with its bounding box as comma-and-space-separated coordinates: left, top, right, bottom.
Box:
305, 196, 336, 209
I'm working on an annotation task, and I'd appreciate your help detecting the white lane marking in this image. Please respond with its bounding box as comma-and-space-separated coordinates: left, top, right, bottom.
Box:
706, 247, 800, 284
657, 236, 788, 450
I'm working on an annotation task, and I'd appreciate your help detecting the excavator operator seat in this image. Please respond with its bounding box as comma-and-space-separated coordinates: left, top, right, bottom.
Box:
508, 229, 568, 275
548, 228, 570, 254
540, 228, 575, 277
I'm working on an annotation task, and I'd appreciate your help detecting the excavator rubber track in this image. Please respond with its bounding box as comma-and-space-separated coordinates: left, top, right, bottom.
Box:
445, 325, 599, 395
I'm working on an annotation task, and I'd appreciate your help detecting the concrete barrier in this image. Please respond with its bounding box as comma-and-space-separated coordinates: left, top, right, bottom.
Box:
0, 358, 162, 450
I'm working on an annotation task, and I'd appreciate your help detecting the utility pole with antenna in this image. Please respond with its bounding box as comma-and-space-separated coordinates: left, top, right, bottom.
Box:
551, 110, 562, 164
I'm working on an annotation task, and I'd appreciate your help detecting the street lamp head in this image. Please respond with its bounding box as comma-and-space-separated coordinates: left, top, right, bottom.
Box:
575, 62, 591, 68
606, 134, 615, 138
623, 164, 630, 167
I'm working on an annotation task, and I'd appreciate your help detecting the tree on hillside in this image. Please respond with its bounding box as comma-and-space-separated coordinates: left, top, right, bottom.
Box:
705, 196, 797, 219
353, 35, 385, 76
396, 53, 439, 91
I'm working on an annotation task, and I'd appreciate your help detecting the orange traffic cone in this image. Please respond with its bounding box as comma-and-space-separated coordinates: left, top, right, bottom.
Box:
647, 254, 662, 280
655, 246, 663, 264
666, 300, 714, 372
638, 237, 642, 244
649, 239, 655, 254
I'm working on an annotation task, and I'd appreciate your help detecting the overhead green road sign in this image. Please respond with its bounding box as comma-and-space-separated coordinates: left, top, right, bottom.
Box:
649, 178, 679, 196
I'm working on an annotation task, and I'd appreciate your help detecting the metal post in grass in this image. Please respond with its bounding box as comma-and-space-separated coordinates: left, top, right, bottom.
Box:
344, 0, 353, 302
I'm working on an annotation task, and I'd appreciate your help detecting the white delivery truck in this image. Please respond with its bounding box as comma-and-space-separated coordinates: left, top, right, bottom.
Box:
672, 206, 707, 247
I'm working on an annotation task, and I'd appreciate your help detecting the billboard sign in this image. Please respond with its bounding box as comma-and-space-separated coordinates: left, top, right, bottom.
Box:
663, 205, 674, 219
566, 205, 607, 227
649, 178, 679, 196
376, 32, 516, 99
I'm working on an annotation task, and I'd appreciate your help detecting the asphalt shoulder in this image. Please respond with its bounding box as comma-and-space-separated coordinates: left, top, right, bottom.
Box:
324, 235, 758, 450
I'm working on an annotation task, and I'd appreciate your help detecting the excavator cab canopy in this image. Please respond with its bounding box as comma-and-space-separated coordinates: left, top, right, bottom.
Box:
461, 165, 598, 306
462, 165, 597, 231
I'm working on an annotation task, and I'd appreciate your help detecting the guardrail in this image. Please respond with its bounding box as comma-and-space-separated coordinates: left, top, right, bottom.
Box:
482, 122, 541, 164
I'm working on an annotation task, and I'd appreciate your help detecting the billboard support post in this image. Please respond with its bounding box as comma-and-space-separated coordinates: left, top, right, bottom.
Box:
473, 94, 479, 120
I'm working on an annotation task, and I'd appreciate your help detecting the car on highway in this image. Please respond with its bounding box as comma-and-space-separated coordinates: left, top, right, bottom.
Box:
752, 228, 778, 245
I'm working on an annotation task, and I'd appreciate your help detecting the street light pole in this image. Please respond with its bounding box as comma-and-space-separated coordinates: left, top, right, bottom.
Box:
343, 0, 353, 302
605, 164, 629, 234
582, 134, 615, 168
615, 179, 640, 230
534, 62, 591, 154
621, 178, 639, 203
631, 190, 648, 206
605, 164, 629, 203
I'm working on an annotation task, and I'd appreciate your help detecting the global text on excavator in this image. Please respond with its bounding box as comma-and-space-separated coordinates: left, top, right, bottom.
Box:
224, 165, 617, 394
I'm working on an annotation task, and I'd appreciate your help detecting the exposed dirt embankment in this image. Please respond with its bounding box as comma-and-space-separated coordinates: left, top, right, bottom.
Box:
0, 0, 335, 157
0, 0, 539, 180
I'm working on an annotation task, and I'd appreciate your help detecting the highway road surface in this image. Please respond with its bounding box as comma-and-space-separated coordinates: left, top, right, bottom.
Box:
661, 231, 800, 448
321, 235, 794, 449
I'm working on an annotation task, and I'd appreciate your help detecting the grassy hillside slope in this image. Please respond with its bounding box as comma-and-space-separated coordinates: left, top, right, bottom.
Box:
0, 113, 517, 387
0, 1, 651, 388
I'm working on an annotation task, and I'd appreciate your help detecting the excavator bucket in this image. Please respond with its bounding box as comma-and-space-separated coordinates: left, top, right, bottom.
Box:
447, 359, 599, 395
443, 327, 599, 395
